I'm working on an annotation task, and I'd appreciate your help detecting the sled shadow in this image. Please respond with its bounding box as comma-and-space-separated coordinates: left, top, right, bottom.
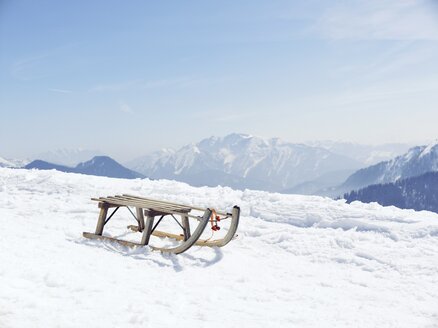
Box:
70, 234, 224, 272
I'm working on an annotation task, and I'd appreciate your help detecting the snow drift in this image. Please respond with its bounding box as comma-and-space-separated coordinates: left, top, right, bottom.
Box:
0, 167, 437, 327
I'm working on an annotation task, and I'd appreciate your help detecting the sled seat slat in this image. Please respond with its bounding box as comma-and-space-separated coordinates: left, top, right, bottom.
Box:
92, 198, 202, 220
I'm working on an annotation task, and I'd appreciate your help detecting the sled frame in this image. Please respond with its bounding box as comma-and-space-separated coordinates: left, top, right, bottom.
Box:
83, 194, 240, 254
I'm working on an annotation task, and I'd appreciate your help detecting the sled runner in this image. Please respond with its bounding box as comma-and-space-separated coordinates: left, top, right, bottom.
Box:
83, 194, 240, 254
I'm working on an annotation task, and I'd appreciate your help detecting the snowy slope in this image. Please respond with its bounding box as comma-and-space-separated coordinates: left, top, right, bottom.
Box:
128, 133, 362, 192
341, 142, 438, 192
0, 156, 28, 168
1, 168, 438, 328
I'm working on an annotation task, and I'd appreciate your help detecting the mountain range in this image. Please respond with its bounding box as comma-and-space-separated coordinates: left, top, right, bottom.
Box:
25, 156, 144, 179
126, 133, 364, 192
2, 134, 431, 198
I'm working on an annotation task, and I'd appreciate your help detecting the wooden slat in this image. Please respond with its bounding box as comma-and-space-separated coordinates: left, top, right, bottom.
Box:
105, 196, 230, 220
91, 197, 204, 220
110, 195, 192, 213
94, 197, 187, 213
123, 194, 229, 217
116, 195, 193, 212
92, 196, 194, 213
92, 194, 230, 217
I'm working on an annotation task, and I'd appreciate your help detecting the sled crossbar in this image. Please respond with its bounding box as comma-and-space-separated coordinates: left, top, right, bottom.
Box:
83, 194, 240, 254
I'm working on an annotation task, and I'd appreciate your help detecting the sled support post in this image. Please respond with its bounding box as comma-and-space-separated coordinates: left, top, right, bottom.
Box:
182, 214, 191, 241
136, 207, 145, 231
140, 210, 154, 245
95, 203, 108, 235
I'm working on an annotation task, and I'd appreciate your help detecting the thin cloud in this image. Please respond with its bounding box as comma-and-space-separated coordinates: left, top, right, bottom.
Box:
90, 79, 143, 92
90, 76, 233, 92
11, 43, 79, 81
48, 88, 72, 94
119, 102, 133, 114
313, 0, 438, 40
90, 78, 190, 92
11, 53, 53, 81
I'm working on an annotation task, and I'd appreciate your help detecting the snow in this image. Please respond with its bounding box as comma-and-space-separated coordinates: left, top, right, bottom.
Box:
0, 157, 13, 167
1, 167, 438, 327
420, 141, 438, 158
219, 148, 236, 166
0, 157, 28, 168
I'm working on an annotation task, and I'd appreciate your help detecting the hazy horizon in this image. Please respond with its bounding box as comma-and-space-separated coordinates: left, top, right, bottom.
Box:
2, 131, 432, 164
2, 1, 438, 160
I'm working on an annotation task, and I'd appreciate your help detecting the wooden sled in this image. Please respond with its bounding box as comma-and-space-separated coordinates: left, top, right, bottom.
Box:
83, 194, 240, 254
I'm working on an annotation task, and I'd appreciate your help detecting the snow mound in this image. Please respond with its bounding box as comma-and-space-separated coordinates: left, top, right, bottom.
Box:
1, 167, 438, 327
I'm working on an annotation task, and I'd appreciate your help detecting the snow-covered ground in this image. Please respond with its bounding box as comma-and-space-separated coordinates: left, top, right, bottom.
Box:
1, 167, 438, 328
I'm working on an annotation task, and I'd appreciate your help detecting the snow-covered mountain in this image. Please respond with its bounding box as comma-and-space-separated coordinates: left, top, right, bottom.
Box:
306, 141, 411, 166
126, 148, 175, 174
25, 156, 144, 179
32, 148, 104, 166
0, 156, 28, 168
344, 171, 438, 213
1, 167, 437, 327
127, 133, 362, 192
341, 142, 438, 192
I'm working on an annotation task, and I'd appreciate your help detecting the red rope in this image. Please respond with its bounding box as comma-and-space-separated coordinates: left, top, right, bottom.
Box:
210, 209, 221, 231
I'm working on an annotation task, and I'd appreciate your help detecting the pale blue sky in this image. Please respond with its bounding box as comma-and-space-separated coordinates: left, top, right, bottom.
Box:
1, 0, 438, 161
